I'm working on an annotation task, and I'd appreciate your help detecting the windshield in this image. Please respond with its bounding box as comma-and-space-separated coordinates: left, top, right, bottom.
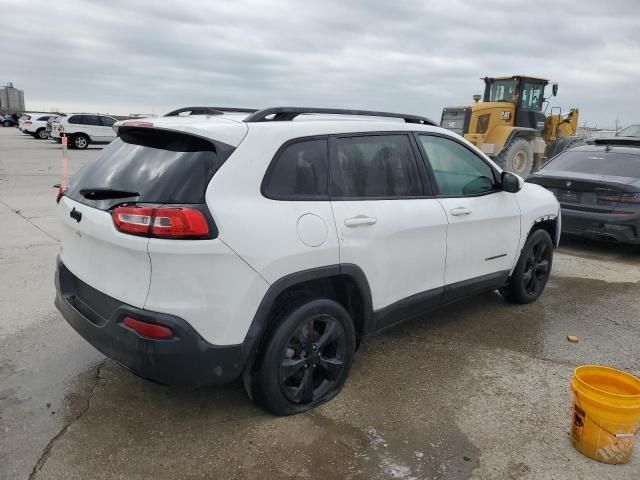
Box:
488, 80, 518, 102
542, 150, 640, 177
617, 125, 640, 137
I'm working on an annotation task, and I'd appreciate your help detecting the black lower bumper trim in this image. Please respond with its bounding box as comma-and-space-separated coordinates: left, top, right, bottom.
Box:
561, 210, 640, 245
54, 258, 246, 387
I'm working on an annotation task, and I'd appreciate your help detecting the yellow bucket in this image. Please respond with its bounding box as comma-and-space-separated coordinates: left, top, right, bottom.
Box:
570, 365, 640, 464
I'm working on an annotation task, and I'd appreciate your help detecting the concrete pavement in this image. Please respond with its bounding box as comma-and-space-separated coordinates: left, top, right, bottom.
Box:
1, 127, 639, 479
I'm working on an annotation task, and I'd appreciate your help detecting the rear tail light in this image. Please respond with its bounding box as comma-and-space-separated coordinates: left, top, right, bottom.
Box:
122, 316, 173, 339
25, 121, 32, 125
113, 205, 210, 238
598, 192, 640, 204
617, 192, 640, 204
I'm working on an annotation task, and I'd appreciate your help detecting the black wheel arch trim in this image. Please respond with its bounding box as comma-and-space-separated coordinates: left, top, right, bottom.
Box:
527, 214, 560, 248
241, 264, 374, 372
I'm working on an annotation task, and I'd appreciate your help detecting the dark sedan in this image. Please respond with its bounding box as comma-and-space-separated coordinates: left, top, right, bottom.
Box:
527, 139, 640, 245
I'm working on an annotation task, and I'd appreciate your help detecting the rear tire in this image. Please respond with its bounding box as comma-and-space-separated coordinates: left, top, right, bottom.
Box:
251, 298, 356, 415
36, 128, 48, 139
501, 229, 554, 304
72, 134, 89, 149
500, 139, 534, 178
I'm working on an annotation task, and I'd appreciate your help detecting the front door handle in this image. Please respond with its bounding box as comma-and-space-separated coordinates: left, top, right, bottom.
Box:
450, 207, 471, 216
344, 215, 377, 228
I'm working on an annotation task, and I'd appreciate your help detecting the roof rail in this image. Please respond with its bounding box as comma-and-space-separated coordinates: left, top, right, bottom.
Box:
243, 107, 437, 125
587, 137, 640, 147
164, 106, 258, 117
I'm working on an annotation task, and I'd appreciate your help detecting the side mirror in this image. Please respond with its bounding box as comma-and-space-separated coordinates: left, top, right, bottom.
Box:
501, 171, 523, 193
552, 83, 559, 97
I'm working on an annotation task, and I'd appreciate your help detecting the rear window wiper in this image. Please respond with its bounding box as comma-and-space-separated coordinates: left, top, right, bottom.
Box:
79, 188, 140, 200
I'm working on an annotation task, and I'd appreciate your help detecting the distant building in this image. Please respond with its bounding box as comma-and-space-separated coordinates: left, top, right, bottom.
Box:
0, 82, 25, 112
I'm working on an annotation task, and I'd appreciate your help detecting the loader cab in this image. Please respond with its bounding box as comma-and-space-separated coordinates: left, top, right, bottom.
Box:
483, 76, 548, 131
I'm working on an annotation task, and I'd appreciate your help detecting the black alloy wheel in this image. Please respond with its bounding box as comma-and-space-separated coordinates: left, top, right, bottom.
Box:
279, 314, 347, 404
501, 229, 554, 304
251, 298, 355, 415
523, 240, 551, 296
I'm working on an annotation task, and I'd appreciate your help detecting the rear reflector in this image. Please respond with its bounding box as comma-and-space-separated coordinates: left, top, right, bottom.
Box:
113, 205, 210, 238
122, 316, 173, 339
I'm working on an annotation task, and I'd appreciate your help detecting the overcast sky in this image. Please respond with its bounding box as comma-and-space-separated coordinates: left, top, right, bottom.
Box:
1, 0, 639, 127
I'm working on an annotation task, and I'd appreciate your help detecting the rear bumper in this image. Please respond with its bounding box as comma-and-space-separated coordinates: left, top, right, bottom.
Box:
561, 207, 640, 244
54, 258, 247, 387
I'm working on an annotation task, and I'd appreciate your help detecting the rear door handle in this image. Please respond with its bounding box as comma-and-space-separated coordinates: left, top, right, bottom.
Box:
450, 207, 471, 216
344, 215, 377, 228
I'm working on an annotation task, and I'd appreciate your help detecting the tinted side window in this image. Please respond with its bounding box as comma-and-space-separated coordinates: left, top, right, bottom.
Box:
68, 115, 83, 124
263, 139, 328, 199
100, 116, 116, 127
37, 116, 51, 121
332, 135, 422, 198
83, 115, 101, 126
419, 135, 496, 196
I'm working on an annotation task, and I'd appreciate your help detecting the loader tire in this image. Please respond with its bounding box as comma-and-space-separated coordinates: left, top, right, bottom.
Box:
499, 139, 534, 178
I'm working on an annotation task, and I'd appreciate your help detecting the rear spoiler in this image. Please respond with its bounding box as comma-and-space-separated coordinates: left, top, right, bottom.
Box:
586, 137, 640, 147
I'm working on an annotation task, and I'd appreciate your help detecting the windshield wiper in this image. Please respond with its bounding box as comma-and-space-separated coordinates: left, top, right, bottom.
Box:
79, 188, 140, 200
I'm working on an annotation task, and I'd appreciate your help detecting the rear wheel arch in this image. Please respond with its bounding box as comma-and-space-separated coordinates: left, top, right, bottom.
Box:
242, 265, 373, 375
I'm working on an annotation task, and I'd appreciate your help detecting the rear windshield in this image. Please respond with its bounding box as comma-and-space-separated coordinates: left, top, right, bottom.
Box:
66, 128, 234, 210
618, 125, 640, 137
543, 150, 640, 178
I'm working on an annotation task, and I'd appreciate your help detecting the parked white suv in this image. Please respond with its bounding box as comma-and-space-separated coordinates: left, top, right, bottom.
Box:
54, 107, 560, 415
51, 113, 118, 149
19, 113, 55, 138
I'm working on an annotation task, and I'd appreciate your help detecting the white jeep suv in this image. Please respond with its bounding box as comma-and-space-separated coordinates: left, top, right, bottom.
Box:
54, 107, 560, 415
51, 113, 118, 149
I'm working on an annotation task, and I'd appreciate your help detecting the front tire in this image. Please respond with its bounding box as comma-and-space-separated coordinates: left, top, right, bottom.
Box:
36, 128, 48, 139
251, 298, 356, 415
72, 134, 89, 149
500, 139, 534, 178
501, 229, 554, 304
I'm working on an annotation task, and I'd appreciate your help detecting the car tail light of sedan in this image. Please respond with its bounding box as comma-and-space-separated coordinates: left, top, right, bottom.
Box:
617, 192, 640, 204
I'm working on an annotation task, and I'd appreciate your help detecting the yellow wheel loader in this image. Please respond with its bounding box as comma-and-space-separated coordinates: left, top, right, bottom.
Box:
441, 75, 581, 177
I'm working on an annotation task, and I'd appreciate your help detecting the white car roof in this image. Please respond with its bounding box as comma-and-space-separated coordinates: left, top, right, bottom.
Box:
114, 110, 452, 148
